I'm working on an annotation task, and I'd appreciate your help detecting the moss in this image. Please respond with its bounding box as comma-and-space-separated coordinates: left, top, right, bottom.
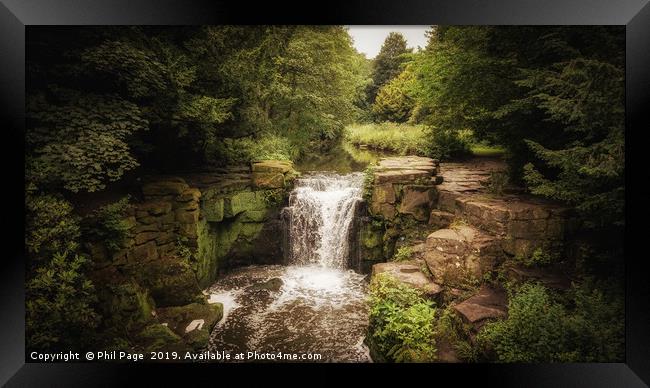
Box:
100, 281, 155, 330
137, 323, 185, 352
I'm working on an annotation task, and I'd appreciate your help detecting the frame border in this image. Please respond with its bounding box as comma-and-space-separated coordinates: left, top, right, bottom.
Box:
2, 0, 648, 385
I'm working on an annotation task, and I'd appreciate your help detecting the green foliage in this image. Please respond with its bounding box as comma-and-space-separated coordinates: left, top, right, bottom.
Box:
425, 127, 472, 160
477, 282, 624, 362
208, 133, 298, 165
515, 247, 554, 267
25, 194, 80, 260
372, 67, 416, 123
367, 32, 411, 105
26, 250, 100, 351
392, 246, 414, 262
82, 197, 132, 254
345, 123, 427, 155
487, 171, 510, 196
369, 274, 438, 362
362, 165, 376, 203
408, 26, 624, 226
26, 90, 147, 192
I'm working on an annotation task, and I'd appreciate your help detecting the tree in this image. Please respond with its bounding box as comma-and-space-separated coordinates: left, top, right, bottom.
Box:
367, 32, 411, 105
371, 65, 416, 123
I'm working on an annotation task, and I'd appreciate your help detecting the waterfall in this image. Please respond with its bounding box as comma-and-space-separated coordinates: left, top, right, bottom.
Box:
284, 172, 364, 268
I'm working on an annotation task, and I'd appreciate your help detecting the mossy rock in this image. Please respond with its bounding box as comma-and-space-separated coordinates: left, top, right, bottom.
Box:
157, 302, 224, 337
139, 257, 203, 307
137, 323, 186, 352
98, 280, 155, 329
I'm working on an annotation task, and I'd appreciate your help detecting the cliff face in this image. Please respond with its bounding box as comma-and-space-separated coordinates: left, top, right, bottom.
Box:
88, 160, 297, 352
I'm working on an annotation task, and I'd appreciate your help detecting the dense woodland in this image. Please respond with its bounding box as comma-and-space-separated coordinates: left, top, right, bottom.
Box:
26, 26, 624, 362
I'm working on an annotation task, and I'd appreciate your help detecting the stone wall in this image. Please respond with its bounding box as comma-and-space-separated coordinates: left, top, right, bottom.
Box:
88, 160, 297, 352
356, 156, 442, 272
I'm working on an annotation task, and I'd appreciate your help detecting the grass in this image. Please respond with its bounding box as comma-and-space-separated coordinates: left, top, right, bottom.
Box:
470, 144, 506, 157
345, 122, 427, 155
346, 123, 506, 159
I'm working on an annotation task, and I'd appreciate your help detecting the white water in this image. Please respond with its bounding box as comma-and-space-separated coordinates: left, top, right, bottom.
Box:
206, 172, 370, 362
285, 172, 364, 268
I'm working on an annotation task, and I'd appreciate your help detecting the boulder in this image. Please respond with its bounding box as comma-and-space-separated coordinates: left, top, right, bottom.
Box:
157, 302, 224, 350
142, 257, 203, 307
371, 261, 442, 298
137, 323, 185, 352
252, 160, 294, 174
398, 185, 435, 221
424, 226, 503, 288
453, 285, 507, 328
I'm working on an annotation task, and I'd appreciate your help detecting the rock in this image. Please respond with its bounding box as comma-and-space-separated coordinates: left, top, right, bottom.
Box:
252, 160, 294, 174
428, 209, 455, 229
134, 231, 158, 246
252, 172, 285, 188
142, 179, 189, 198
176, 188, 201, 203
374, 169, 431, 184
142, 257, 203, 307
453, 285, 507, 327
175, 209, 199, 224
424, 226, 503, 288
371, 183, 396, 205
156, 302, 224, 351
202, 196, 225, 222
371, 261, 442, 298
503, 262, 572, 290
398, 185, 435, 221
246, 277, 284, 292
137, 323, 185, 352
129, 240, 159, 262
224, 191, 266, 218
136, 201, 172, 216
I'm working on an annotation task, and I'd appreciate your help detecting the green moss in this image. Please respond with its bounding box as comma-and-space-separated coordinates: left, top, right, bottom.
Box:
138, 323, 184, 352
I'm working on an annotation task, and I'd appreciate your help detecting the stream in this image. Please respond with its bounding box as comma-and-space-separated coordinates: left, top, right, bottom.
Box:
206, 164, 373, 362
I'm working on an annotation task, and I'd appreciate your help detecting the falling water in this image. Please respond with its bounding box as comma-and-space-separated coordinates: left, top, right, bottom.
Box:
207, 172, 371, 362
285, 172, 364, 268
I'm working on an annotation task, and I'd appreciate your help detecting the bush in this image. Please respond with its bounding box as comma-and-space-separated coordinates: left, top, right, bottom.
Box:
207, 134, 298, 165
487, 171, 509, 196
393, 246, 413, 261
515, 247, 554, 267
476, 282, 624, 362
82, 197, 132, 254
368, 274, 438, 362
425, 127, 472, 160
26, 250, 100, 351
25, 194, 80, 260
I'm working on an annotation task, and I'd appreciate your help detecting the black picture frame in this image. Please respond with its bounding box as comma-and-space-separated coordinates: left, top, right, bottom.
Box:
2, 0, 648, 385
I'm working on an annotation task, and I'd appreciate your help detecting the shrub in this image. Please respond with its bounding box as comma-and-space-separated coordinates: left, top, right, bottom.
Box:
515, 247, 555, 267
26, 250, 100, 351
476, 282, 624, 362
393, 246, 414, 262
425, 127, 472, 160
207, 134, 298, 165
25, 194, 80, 260
82, 197, 132, 254
487, 171, 509, 196
369, 274, 438, 362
